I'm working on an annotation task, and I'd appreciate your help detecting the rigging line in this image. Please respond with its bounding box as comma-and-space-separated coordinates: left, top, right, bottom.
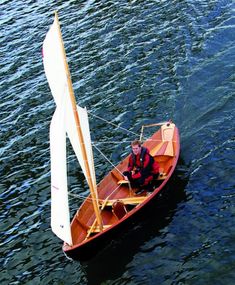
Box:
92, 140, 133, 145
92, 138, 162, 145
93, 144, 124, 176
100, 138, 164, 143
87, 110, 139, 137
68, 184, 122, 203
68, 191, 96, 201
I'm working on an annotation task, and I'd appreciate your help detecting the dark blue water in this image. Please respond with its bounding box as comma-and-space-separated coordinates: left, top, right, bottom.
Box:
0, 0, 234, 284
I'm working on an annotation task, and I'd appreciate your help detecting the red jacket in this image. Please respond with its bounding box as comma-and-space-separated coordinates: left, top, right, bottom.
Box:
128, 147, 159, 179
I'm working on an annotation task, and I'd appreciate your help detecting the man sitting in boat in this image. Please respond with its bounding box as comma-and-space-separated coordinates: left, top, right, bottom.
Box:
123, 140, 159, 193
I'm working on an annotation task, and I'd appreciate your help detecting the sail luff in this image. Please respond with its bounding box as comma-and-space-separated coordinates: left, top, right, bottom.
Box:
53, 12, 103, 230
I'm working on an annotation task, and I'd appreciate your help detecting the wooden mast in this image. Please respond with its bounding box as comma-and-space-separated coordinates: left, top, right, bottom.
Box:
54, 11, 103, 231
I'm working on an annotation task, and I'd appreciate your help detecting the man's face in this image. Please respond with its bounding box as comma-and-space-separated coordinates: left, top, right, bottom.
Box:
132, 145, 141, 155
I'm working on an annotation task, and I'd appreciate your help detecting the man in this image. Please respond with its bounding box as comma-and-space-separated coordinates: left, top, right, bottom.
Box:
123, 140, 159, 192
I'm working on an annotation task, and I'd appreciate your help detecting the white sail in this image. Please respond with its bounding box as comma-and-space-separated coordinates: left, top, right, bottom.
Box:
42, 15, 68, 106
42, 15, 97, 191
77, 106, 97, 193
43, 13, 103, 243
50, 104, 72, 245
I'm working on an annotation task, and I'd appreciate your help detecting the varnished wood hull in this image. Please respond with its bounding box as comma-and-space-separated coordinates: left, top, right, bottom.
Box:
63, 122, 180, 261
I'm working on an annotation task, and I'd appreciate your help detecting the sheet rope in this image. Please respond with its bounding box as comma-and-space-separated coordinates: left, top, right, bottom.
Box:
68, 183, 122, 203
87, 110, 139, 137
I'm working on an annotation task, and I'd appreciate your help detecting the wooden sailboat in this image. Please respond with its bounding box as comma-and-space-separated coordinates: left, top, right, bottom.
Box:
43, 13, 180, 261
